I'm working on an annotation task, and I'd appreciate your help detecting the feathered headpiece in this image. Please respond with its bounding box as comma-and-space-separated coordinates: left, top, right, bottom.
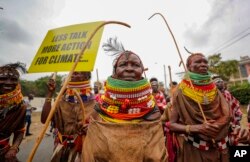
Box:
102, 37, 126, 66
102, 37, 144, 76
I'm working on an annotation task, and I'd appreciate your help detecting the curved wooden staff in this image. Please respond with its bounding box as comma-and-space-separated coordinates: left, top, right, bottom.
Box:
73, 89, 85, 127
27, 21, 131, 162
148, 13, 208, 124
184, 46, 193, 55
72, 89, 87, 144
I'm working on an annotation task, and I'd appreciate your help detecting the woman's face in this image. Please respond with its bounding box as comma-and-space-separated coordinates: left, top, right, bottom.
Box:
0, 70, 19, 94
113, 53, 143, 81
70, 71, 90, 82
187, 55, 208, 74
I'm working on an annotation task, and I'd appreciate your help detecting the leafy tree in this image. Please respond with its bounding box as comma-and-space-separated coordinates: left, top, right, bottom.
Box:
20, 74, 64, 97
207, 53, 221, 73
229, 83, 250, 105
208, 53, 238, 81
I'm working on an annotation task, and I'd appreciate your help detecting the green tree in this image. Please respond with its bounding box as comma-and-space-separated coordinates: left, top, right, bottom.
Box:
208, 53, 238, 81
20, 74, 64, 97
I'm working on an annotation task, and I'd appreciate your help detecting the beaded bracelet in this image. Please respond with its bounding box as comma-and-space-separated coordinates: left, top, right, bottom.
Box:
185, 125, 191, 135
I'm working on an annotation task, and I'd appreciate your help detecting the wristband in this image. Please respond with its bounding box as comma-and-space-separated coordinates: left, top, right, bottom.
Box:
186, 125, 191, 134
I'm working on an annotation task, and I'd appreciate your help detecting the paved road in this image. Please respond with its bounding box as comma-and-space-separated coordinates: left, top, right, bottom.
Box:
17, 135, 53, 162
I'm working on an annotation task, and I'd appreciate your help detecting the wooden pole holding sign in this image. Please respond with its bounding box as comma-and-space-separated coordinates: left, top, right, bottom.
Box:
27, 21, 131, 162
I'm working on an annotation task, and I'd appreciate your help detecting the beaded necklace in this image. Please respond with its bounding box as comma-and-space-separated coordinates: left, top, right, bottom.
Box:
97, 77, 155, 123
64, 81, 92, 103
0, 84, 23, 109
179, 72, 217, 105
185, 71, 212, 85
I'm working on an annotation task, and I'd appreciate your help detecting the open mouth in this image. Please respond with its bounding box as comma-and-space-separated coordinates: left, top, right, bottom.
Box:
199, 67, 208, 73
1, 85, 16, 92
121, 78, 134, 81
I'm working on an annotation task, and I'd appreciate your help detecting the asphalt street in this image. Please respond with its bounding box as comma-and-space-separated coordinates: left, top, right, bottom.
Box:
17, 135, 53, 162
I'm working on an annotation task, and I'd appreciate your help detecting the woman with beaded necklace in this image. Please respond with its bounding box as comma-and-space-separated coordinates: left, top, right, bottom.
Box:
41, 71, 95, 162
82, 38, 167, 162
169, 53, 249, 162
0, 62, 27, 162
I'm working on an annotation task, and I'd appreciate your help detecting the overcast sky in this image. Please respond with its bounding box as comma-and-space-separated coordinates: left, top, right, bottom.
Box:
0, 0, 249, 86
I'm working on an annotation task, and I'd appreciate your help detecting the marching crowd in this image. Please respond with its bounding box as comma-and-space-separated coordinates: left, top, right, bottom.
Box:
1, 38, 250, 162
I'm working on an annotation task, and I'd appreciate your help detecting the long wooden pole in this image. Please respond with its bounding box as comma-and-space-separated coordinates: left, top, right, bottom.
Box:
168, 65, 172, 88
163, 64, 167, 89
148, 13, 208, 124
72, 89, 86, 144
96, 68, 99, 82
27, 21, 131, 162
73, 89, 85, 126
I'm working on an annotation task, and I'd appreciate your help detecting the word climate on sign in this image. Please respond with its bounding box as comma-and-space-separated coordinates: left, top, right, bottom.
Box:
28, 21, 104, 73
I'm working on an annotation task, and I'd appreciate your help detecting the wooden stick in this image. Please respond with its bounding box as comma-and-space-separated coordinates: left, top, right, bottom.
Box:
184, 46, 193, 55
96, 68, 99, 82
72, 89, 86, 147
73, 89, 85, 126
163, 65, 167, 89
27, 21, 131, 162
168, 65, 173, 88
148, 13, 187, 72
168, 65, 175, 98
148, 13, 210, 130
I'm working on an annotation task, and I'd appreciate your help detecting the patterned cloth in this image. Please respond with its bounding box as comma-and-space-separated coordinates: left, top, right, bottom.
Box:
222, 90, 242, 128
153, 91, 167, 114
185, 135, 229, 151
173, 80, 231, 162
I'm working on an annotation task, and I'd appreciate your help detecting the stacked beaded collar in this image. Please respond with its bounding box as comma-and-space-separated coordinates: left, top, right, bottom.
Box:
0, 84, 23, 109
179, 72, 217, 105
64, 81, 92, 103
97, 76, 155, 122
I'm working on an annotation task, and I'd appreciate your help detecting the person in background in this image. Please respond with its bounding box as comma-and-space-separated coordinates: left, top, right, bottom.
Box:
24, 93, 36, 136
93, 81, 103, 102
158, 81, 169, 100
161, 81, 178, 162
150, 77, 167, 114
0, 62, 27, 162
41, 71, 96, 162
169, 53, 249, 162
213, 75, 243, 143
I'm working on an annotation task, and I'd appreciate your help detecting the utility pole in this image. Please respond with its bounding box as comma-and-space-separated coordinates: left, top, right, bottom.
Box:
163, 64, 167, 89
96, 68, 99, 81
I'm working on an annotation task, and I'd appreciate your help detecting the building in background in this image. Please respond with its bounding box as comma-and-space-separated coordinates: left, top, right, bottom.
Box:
230, 56, 250, 85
